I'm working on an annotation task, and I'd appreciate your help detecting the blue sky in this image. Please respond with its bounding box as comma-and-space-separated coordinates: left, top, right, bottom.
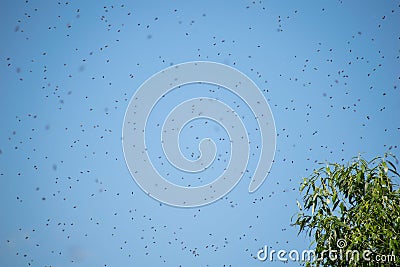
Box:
0, 0, 399, 266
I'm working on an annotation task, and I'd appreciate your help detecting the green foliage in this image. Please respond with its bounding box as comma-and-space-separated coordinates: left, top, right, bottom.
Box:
293, 154, 400, 266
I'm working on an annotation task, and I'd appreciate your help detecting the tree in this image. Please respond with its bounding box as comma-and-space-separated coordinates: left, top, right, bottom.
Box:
293, 154, 400, 266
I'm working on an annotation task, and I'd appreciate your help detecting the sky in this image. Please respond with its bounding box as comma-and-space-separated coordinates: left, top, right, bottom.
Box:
0, 0, 399, 266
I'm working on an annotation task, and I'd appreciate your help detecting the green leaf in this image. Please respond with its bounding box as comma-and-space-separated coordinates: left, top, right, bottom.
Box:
296, 200, 302, 210
382, 161, 389, 173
